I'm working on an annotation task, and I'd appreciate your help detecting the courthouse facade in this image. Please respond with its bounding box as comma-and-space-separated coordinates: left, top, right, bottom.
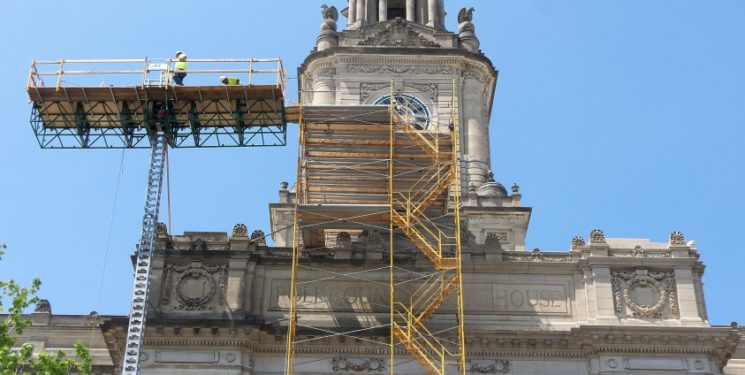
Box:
9, 1, 745, 374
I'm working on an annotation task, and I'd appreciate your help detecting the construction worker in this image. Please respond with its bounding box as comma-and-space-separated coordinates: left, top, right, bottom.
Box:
172, 51, 188, 86
219, 76, 241, 85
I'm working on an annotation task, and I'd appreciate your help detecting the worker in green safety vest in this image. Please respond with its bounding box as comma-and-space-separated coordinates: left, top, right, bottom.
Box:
173, 51, 188, 86
219, 76, 241, 85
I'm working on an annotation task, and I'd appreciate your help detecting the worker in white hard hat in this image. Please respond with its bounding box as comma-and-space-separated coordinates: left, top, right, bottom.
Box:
172, 52, 188, 86
219, 76, 241, 85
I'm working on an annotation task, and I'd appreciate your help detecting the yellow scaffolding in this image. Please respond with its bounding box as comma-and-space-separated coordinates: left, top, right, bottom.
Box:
285, 80, 465, 375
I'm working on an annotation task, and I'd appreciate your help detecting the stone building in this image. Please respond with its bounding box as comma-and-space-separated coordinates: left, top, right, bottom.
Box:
6, 1, 745, 374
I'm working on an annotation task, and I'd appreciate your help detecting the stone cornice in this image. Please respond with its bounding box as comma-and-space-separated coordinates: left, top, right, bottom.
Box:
299, 47, 497, 79
101, 318, 740, 368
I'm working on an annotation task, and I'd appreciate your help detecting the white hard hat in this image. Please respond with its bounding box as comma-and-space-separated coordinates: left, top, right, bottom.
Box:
175, 51, 184, 57
219, 76, 227, 82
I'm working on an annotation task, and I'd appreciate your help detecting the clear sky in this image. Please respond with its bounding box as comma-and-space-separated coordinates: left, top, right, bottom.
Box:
1, 1, 743, 325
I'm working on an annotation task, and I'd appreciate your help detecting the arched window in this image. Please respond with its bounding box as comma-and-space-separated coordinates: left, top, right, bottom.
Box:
374, 94, 431, 130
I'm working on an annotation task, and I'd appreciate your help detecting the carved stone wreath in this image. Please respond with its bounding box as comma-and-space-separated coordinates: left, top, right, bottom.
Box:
611, 268, 679, 319
161, 260, 227, 311
175, 268, 217, 309
331, 357, 385, 372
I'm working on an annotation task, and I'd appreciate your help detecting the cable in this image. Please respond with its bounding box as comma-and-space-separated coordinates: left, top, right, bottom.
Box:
166, 145, 172, 233
89, 148, 126, 347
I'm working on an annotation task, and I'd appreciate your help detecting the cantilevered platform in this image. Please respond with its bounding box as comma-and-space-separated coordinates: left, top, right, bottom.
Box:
26, 58, 287, 149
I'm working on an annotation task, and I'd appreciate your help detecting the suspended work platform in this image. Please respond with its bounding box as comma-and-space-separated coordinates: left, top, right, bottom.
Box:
26, 58, 287, 149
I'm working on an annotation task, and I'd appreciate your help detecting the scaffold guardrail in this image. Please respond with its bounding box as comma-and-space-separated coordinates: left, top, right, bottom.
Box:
26, 58, 287, 149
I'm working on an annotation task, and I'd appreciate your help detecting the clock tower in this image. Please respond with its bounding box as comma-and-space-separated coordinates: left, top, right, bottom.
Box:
281, 0, 531, 251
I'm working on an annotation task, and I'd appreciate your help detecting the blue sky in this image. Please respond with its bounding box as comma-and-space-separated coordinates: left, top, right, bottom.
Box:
1, 1, 743, 325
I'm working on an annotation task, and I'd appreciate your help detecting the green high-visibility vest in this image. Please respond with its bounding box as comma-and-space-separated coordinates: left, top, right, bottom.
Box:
175, 61, 188, 71
227, 77, 240, 85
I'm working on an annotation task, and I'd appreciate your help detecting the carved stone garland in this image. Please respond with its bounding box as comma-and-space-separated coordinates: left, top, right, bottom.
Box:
331, 357, 385, 372
360, 82, 439, 102
611, 268, 679, 319
357, 19, 440, 47
466, 359, 511, 374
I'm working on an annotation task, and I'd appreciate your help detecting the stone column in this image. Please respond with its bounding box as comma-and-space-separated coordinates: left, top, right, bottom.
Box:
378, 0, 387, 22
348, 0, 357, 27
406, 0, 415, 22
367, 0, 376, 24
311, 68, 336, 105
462, 74, 490, 187
417, 0, 427, 25
427, 0, 438, 28
357, 0, 366, 25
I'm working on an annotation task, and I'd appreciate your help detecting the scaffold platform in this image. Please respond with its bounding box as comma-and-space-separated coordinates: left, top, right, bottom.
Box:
286, 98, 466, 374
26, 58, 287, 149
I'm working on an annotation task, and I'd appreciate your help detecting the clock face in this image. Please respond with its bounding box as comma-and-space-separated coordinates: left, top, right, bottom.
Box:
374, 94, 431, 130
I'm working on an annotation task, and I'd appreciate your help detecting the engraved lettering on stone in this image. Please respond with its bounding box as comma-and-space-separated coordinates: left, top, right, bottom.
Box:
332, 357, 385, 372
272, 280, 569, 314
466, 359, 510, 374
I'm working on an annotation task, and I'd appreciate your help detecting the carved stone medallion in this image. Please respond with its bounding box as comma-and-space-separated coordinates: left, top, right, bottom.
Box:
161, 260, 227, 311
611, 268, 679, 319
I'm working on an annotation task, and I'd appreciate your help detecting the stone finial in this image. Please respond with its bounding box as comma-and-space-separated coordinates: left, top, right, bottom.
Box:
367, 230, 383, 246
486, 170, 495, 182
335, 232, 352, 248
571, 236, 585, 250
280, 181, 289, 191
511, 183, 520, 194
156, 222, 168, 236
485, 232, 501, 248
316, 5, 339, 51
531, 248, 542, 260
589, 229, 606, 244
250, 230, 267, 246
731, 321, 739, 329
34, 299, 52, 314
457, 7, 480, 52
232, 223, 248, 237
669, 231, 685, 245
